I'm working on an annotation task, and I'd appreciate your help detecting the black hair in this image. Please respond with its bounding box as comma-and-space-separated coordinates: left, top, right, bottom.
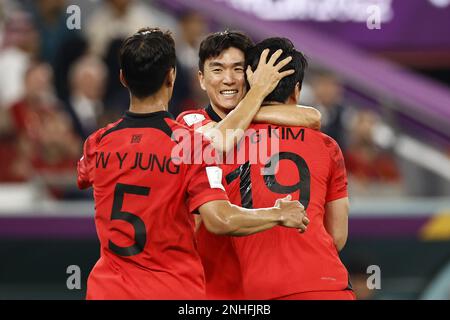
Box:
198, 30, 254, 72
119, 27, 176, 99
246, 37, 308, 103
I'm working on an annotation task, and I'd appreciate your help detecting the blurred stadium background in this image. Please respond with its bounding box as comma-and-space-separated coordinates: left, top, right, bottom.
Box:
0, 0, 449, 300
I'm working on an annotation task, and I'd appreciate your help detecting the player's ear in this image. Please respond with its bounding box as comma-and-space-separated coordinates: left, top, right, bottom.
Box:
166, 67, 176, 88
119, 69, 128, 88
294, 82, 301, 103
287, 82, 301, 104
198, 70, 206, 91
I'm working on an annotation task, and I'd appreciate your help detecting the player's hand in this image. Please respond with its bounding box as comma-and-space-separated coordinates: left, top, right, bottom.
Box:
246, 48, 295, 98
274, 195, 309, 231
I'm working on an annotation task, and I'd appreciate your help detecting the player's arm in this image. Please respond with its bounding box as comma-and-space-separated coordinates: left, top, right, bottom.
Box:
198, 195, 309, 236
323, 135, 349, 251
197, 104, 321, 137
77, 120, 122, 189
203, 49, 294, 153
324, 197, 349, 251
253, 104, 322, 130
77, 133, 97, 189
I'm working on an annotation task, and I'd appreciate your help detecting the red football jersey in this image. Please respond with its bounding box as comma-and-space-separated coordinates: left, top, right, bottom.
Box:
177, 107, 215, 128
77, 111, 229, 300
178, 106, 351, 300
227, 122, 350, 299
177, 106, 245, 299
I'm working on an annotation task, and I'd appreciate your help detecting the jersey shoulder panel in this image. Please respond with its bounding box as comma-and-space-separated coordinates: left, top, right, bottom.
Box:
317, 132, 348, 201
317, 132, 344, 168
77, 118, 123, 189
91, 118, 124, 144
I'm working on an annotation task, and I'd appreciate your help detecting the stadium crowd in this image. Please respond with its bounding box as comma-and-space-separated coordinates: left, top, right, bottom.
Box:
0, 0, 411, 199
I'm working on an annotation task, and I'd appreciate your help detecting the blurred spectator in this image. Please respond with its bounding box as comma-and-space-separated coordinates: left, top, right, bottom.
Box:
170, 10, 209, 116
25, 0, 81, 67
345, 110, 403, 196
102, 38, 129, 115
9, 62, 81, 197
0, 10, 39, 109
311, 71, 347, 149
86, 0, 178, 116
86, 0, 177, 58
176, 11, 207, 70
0, 108, 26, 181
52, 34, 88, 105
66, 55, 107, 139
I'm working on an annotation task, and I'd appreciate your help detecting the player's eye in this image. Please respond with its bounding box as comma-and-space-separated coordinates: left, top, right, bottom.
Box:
235, 67, 244, 72
212, 68, 222, 73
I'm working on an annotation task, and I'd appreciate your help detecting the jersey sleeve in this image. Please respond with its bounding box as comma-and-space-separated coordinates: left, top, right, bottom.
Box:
77, 132, 97, 189
77, 120, 121, 189
184, 134, 229, 213
176, 110, 214, 128
325, 137, 348, 202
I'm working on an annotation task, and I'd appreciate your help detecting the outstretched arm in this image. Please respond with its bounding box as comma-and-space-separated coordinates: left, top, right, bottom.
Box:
198, 196, 309, 236
254, 105, 321, 130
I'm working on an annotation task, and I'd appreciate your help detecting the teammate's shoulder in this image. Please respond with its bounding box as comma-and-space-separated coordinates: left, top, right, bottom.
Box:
290, 126, 331, 141
164, 117, 202, 140
314, 131, 338, 146
176, 109, 209, 127
166, 116, 194, 132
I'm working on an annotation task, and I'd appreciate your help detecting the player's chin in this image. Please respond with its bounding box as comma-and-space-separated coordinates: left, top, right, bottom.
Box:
214, 101, 234, 111
219, 97, 241, 110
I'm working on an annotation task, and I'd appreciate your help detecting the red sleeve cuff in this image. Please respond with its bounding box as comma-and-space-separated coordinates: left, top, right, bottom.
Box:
326, 191, 348, 203
188, 190, 229, 214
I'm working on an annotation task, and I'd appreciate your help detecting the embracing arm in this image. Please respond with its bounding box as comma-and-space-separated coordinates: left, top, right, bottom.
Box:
254, 105, 321, 130
204, 88, 266, 152
198, 196, 309, 236
203, 49, 294, 153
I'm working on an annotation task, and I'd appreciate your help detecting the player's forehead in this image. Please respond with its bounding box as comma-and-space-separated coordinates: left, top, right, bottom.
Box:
205, 47, 245, 68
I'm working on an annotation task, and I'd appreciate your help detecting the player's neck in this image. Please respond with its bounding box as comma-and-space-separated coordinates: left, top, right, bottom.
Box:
262, 101, 282, 106
262, 97, 295, 107
210, 103, 231, 120
129, 92, 168, 114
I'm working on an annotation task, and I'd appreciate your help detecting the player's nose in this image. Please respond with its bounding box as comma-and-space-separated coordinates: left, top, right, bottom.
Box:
222, 70, 236, 84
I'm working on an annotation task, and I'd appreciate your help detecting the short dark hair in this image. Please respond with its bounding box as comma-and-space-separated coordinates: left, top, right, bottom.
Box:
246, 37, 308, 103
119, 27, 176, 99
198, 30, 253, 72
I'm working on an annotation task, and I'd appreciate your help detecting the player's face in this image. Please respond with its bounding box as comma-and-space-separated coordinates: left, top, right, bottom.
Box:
198, 47, 247, 113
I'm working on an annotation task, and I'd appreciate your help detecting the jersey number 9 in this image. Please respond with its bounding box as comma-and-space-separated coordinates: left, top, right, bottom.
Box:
226, 152, 311, 209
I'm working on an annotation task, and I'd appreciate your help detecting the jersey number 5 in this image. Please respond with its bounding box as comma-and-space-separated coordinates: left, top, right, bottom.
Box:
109, 183, 150, 257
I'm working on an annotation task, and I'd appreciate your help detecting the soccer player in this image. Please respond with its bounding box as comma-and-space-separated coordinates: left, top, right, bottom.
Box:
177, 31, 322, 300
76, 28, 308, 300
230, 37, 353, 300
177, 30, 321, 154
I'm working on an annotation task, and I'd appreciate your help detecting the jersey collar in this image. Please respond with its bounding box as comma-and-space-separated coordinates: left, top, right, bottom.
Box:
125, 110, 174, 119
205, 104, 223, 122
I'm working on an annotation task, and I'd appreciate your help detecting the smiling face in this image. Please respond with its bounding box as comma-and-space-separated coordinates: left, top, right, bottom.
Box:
198, 47, 247, 115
